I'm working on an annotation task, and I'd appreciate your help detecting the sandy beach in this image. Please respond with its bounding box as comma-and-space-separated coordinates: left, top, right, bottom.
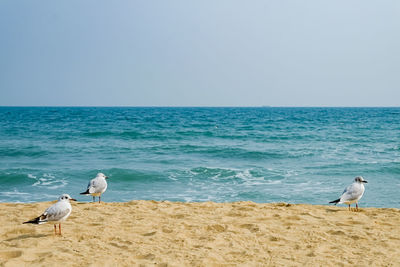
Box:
1, 201, 399, 266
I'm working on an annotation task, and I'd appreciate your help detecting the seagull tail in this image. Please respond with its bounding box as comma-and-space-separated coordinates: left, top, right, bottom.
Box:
80, 189, 90, 195
329, 198, 340, 205
23, 215, 46, 224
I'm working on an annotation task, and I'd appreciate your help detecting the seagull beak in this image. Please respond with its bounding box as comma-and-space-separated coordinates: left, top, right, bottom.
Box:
363, 180, 368, 183
105, 176, 109, 179
70, 198, 77, 201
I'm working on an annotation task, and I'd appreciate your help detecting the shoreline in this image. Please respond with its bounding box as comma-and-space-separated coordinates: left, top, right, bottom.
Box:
1, 201, 400, 266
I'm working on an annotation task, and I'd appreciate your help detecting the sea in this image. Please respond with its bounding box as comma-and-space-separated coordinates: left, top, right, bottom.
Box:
0, 107, 399, 207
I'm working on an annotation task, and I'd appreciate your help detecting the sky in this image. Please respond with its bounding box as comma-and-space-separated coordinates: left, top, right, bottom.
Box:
0, 1, 399, 107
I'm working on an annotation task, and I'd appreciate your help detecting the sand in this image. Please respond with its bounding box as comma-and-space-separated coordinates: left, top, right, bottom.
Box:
0, 200, 399, 266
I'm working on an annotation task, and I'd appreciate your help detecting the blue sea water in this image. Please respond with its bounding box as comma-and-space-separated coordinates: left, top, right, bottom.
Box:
0, 107, 399, 207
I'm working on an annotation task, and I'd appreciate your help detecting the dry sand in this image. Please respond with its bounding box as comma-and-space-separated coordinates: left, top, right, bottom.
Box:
1, 200, 399, 266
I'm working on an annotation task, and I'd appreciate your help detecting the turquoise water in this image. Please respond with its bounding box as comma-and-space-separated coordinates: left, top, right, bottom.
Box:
0, 107, 399, 207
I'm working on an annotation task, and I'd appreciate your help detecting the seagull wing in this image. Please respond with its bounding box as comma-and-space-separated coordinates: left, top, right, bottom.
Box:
88, 177, 106, 194
87, 178, 98, 194
340, 183, 362, 202
23, 201, 71, 224
44, 202, 71, 222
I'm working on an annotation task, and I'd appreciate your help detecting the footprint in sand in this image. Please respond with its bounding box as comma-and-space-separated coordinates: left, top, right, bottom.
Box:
0, 250, 23, 260
240, 224, 260, 233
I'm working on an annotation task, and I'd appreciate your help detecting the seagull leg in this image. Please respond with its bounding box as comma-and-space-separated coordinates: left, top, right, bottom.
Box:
93, 196, 95, 202
99, 195, 101, 203
348, 204, 351, 211
356, 203, 359, 212
59, 224, 62, 235
54, 224, 57, 235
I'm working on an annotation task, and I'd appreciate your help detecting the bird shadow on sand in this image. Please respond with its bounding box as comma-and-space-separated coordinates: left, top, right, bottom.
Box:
325, 208, 364, 213
5, 234, 47, 242
325, 208, 341, 213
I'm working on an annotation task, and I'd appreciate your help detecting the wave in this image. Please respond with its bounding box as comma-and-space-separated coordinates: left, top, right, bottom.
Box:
0, 170, 67, 189
119, 131, 143, 139
83, 130, 172, 141
0, 147, 49, 158
176, 130, 214, 137
178, 145, 312, 160
30, 173, 67, 189
187, 166, 286, 184
0, 172, 31, 185
84, 166, 288, 187
374, 163, 400, 175
102, 168, 168, 183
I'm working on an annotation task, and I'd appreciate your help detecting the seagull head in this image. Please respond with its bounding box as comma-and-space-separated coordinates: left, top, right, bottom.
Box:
59, 194, 77, 202
97, 173, 109, 179
354, 176, 368, 184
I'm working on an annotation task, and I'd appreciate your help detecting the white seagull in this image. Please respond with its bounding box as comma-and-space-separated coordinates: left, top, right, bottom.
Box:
80, 173, 109, 203
23, 194, 76, 235
329, 176, 368, 211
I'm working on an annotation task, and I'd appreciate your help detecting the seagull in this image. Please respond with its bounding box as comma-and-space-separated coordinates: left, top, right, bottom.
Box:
80, 173, 109, 203
329, 176, 368, 211
23, 194, 76, 235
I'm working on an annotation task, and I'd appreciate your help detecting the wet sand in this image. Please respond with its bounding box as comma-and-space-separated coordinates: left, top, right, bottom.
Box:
1, 201, 399, 266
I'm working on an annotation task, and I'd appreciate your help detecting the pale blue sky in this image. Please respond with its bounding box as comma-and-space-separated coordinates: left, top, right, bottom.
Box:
0, 1, 399, 106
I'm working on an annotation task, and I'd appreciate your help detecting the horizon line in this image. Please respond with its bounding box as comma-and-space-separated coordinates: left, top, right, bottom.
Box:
0, 105, 399, 108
